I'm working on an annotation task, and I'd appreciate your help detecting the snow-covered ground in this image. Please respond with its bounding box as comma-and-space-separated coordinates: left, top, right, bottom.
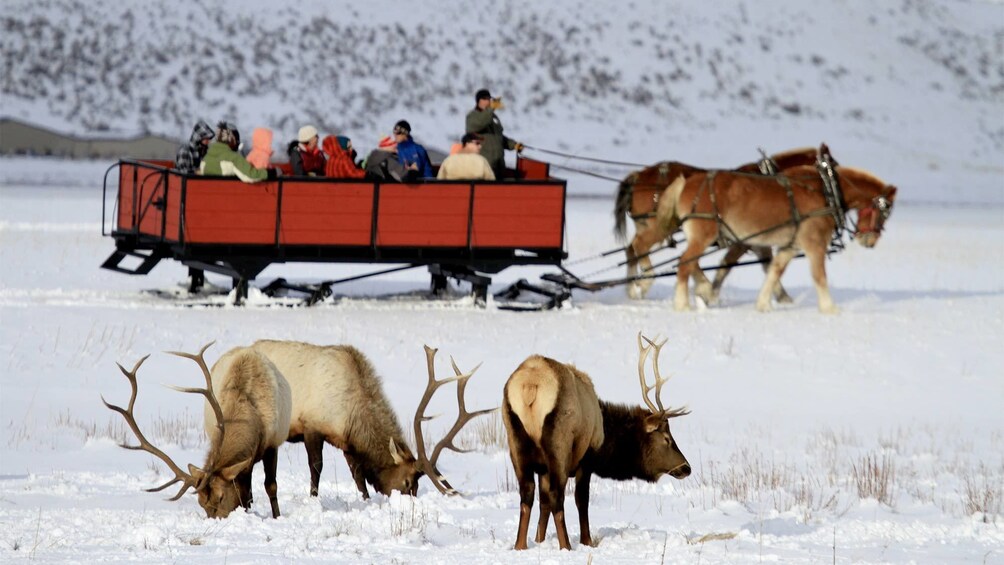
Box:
1, 0, 1002, 561
0, 163, 1002, 563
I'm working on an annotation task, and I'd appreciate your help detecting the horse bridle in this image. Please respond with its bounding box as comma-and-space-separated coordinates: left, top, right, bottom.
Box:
855, 191, 894, 236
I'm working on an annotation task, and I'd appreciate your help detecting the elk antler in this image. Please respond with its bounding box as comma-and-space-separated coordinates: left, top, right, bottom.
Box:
164, 341, 225, 441
101, 354, 199, 500
637, 333, 690, 419
414, 345, 497, 496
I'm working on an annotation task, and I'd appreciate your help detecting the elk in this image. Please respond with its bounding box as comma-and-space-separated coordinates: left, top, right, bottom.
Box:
103, 342, 292, 518
502, 334, 691, 550
250, 340, 492, 499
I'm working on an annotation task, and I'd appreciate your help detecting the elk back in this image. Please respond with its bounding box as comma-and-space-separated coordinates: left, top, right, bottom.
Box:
203, 347, 292, 450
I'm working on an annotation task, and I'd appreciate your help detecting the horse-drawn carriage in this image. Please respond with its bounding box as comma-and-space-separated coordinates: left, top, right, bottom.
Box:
101, 144, 896, 312
101, 156, 567, 305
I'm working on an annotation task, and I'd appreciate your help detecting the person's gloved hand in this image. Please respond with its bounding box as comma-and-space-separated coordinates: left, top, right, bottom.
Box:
514, 142, 525, 153
490, 97, 505, 111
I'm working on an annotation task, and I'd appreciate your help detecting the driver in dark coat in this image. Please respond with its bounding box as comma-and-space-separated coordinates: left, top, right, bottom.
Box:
465, 88, 523, 178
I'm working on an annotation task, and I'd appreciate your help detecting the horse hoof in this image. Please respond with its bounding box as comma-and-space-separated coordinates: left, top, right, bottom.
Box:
819, 305, 840, 315
627, 286, 643, 300
756, 302, 773, 313
674, 301, 691, 312
776, 294, 794, 304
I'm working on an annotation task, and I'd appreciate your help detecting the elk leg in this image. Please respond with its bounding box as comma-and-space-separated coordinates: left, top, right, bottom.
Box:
574, 470, 594, 547
304, 430, 325, 497
343, 452, 371, 500
756, 248, 796, 312
546, 468, 572, 550
237, 469, 254, 509
513, 463, 535, 550
753, 247, 793, 303
263, 446, 281, 518
534, 474, 552, 543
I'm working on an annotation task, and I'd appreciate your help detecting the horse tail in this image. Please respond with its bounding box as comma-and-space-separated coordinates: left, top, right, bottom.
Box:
614, 171, 639, 243
656, 174, 687, 236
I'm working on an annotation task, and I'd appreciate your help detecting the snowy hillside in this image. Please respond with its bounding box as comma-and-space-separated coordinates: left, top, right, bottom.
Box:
2, 0, 1002, 201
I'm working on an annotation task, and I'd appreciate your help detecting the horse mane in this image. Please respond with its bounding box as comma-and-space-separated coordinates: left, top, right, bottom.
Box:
837, 166, 887, 187
770, 146, 815, 160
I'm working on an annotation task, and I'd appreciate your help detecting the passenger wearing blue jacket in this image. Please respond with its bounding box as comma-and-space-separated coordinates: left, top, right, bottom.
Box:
392, 120, 433, 179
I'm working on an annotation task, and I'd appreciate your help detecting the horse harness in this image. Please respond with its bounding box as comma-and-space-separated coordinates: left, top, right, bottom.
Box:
680, 155, 853, 253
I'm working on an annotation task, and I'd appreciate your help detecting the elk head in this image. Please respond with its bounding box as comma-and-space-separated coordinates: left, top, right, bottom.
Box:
414, 345, 496, 496
636, 333, 691, 480
102, 342, 246, 519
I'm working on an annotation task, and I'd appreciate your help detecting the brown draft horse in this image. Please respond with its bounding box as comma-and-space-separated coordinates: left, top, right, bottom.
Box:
615, 146, 822, 300
657, 164, 896, 313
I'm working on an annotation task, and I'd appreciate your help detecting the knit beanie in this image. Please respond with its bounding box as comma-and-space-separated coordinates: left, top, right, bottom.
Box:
336, 135, 350, 150
298, 125, 319, 143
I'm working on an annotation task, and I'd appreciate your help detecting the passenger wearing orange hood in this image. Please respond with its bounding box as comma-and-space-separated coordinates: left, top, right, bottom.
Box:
247, 128, 274, 169
322, 135, 366, 179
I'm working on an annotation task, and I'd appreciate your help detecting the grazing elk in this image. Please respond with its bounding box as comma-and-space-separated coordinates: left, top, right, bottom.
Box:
103, 342, 292, 518
502, 335, 690, 550
250, 340, 492, 499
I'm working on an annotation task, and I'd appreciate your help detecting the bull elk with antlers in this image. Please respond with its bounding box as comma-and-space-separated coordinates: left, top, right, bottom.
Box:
250, 340, 492, 499
103, 343, 292, 518
502, 334, 691, 550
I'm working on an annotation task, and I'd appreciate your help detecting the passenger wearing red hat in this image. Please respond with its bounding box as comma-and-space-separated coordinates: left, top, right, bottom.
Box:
363, 135, 408, 181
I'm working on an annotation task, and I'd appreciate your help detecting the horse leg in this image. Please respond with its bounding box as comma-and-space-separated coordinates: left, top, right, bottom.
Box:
625, 234, 642, 299
675, 222, 716, 311
753, 247, 794, 303
755, 248, 796, 312
692, 267, 715, 307
711, 243, 748, 302
628, 222, 662, 299
805, 243, 838, 314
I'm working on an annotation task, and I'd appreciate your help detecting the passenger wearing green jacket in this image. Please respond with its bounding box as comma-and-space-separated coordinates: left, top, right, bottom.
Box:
199, 122, 279, 183
465, 88, 524, 178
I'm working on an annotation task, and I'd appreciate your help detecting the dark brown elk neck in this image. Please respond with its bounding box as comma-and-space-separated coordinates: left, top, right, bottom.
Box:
586, 401, 654, 482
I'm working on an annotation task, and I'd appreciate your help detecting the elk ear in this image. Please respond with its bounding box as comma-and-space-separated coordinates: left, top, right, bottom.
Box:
389, 439, 406, 465
219, 458, 252, 481
643, 413, 664, 434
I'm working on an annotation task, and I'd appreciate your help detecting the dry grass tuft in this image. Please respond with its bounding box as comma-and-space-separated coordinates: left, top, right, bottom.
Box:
851, 452, 897, 507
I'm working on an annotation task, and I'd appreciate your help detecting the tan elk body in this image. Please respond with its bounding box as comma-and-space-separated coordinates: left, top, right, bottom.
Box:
502, 336, 691, 550
250, 339, 420, 498
251, 340, 491, 499
105, 343, 292, 519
